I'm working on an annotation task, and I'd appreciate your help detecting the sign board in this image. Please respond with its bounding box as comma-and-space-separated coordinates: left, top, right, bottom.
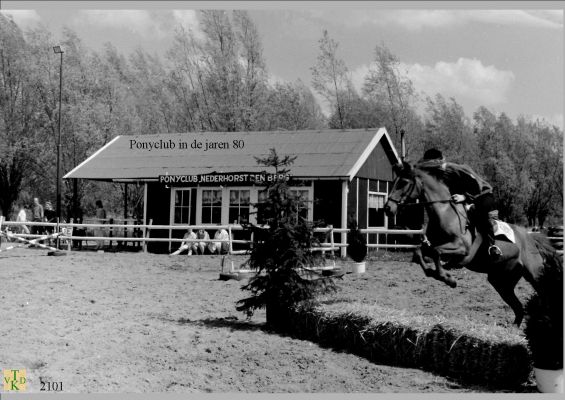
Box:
159, 172, 291, 186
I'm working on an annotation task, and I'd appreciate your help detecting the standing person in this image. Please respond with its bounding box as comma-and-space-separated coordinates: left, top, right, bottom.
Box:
95, 200, 107, 250
31, 197, 44, 236
44, 201, 56, 222
16, 203, 30, 235
418, 148, 502, 259
43, 201, 56, 242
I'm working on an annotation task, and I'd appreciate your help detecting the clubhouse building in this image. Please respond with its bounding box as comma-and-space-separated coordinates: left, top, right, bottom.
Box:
64, 128, 402, 253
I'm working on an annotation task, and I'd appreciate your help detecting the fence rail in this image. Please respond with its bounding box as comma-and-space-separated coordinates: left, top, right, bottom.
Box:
0, 217, 561, 256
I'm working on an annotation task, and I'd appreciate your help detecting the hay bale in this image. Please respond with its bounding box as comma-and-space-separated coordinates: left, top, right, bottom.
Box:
287, 300, 531, 388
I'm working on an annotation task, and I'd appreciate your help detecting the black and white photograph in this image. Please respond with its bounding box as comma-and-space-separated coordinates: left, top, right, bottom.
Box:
0, 1, 563, 395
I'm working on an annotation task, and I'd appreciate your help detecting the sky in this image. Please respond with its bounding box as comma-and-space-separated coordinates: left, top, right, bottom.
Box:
1, 2, 563, 129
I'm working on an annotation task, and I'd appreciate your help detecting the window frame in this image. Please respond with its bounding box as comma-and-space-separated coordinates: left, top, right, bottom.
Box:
367, 187, 388, 228
170, 188, 192, 225
196, 187, 224, 225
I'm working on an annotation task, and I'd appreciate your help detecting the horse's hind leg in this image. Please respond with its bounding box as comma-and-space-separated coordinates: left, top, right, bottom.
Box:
487, 260, 525, 326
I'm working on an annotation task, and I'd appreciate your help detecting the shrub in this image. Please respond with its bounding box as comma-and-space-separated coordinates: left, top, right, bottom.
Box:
347, 219, 367, 262
524, 254, 563, 370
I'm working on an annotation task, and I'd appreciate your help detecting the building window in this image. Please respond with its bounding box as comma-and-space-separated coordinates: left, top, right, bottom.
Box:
256, 187, 312, 224
229, 189, 250, 224
290, 189, 310, 220
379, 180, 388, 193
257, 189, 268, 225
173, 189, 191, 224
202, 189, 222, 224
368, 192, 386, 227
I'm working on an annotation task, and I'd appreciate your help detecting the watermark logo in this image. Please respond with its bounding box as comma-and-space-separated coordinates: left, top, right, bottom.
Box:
3, 369, 26, 391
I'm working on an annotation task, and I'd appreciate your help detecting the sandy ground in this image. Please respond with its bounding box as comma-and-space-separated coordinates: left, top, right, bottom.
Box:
0, 246, 536, 393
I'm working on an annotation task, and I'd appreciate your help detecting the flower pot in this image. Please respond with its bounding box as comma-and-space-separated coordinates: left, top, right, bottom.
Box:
351, 261, 366, 274
534, 367, 564, 393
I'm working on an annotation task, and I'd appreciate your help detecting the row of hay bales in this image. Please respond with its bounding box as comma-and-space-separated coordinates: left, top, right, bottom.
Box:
284, 300, 532, 389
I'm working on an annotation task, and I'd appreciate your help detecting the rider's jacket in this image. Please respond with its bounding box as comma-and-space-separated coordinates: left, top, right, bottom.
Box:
441, 163, 492, 202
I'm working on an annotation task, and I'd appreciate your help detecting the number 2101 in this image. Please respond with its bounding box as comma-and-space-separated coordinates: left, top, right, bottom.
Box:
40, 380, 63, 391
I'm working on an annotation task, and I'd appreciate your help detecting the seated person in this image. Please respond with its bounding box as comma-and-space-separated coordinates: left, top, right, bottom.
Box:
210, 228, 230, 255
178, 228, 198, 255
196, 228, 210, 255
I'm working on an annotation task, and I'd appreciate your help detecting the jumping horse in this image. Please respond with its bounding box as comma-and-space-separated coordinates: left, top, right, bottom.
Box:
384, 161, 561, 326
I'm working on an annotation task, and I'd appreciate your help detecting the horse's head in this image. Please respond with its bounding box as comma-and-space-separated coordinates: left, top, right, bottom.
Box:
384, 161, 421, 217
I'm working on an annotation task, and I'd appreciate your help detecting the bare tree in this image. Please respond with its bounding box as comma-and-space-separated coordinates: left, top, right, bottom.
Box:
233, 10, 269, 131
363, 43, 415, 150
311, 30, 350, 129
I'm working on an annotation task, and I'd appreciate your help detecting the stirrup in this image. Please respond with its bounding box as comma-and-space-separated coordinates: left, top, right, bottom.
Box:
488, 245, 503, 257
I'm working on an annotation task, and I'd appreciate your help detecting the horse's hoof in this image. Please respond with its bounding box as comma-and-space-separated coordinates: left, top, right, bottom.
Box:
447, 279, 457, 288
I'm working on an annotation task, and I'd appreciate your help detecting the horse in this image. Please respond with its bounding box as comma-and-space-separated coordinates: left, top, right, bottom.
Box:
384, 160, 561, 327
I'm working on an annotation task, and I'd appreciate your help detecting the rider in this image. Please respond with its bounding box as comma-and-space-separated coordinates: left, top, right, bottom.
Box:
418, 148, 503, 260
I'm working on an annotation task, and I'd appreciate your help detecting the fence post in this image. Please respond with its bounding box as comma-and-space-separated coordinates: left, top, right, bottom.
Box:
228, 225, 233, 255
341, 228, 348, 258
330, 226, 335, 258
109, 218, 114, 249
68, 218, 74, 251
143, 219, 152, 253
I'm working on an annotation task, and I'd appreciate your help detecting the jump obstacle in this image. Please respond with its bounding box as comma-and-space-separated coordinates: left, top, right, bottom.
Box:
0, 216, 64, 253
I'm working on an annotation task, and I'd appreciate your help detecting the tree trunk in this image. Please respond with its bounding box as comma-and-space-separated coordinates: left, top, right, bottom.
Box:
265, 302, 289, 332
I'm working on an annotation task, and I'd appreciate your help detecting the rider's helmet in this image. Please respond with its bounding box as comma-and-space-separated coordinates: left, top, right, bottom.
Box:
422, 148, 444, 161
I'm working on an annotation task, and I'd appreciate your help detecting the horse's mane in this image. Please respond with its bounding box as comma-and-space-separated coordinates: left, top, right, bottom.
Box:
413, 160, 449, 184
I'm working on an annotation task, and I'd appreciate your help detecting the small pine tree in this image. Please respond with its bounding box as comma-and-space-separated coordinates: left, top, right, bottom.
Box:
236, 149, 337, 328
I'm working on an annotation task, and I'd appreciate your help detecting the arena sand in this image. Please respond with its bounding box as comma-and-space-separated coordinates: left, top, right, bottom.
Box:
0, 247, 536, 393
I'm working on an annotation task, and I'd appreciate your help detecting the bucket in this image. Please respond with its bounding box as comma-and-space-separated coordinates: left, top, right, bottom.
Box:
351, 261, 366, 274
534, 368, 564, 393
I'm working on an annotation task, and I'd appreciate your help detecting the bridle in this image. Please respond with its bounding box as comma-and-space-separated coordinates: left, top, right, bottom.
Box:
387, 168, 470, 233
387, 174, 422, 206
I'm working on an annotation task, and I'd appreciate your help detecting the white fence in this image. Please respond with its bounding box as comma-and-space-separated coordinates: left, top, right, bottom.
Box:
0, 217, 562, 256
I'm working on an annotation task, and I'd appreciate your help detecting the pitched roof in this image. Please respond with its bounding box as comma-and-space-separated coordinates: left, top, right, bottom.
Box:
64, 128, 399, 182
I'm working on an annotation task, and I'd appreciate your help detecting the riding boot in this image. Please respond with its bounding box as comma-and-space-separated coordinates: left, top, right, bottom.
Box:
486, 211, 503, 259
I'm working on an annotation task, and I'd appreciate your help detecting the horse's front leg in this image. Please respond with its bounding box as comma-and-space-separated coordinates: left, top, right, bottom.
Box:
413, 244, 457, 287
432, 237, 472, 288
412, 246, 437, 277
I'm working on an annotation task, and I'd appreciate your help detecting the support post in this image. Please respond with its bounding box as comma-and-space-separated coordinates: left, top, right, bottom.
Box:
341, 179, 348, 258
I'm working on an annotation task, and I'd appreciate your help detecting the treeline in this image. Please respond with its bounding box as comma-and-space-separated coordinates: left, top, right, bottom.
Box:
309, 31, 563, 227
0, 11, 562, 227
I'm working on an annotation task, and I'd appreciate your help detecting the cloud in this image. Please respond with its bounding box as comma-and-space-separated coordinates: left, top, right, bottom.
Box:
0, 10, 41, 27
309, 9, 563, 31
389, 10, 563, 31
408, 58, 515, 105
351, 58, 515, 106
73, 10, 202, 39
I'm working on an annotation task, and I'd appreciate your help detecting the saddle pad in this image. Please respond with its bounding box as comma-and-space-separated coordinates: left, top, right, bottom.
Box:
494, 220, 515, 243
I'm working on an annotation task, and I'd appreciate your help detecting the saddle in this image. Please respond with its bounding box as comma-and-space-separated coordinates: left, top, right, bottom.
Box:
493, 220, 515, 243
467, 207, 515, 244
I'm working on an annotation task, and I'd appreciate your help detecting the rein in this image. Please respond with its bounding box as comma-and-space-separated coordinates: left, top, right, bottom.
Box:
398, 199, 453, 207
390, 172, 470, 234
